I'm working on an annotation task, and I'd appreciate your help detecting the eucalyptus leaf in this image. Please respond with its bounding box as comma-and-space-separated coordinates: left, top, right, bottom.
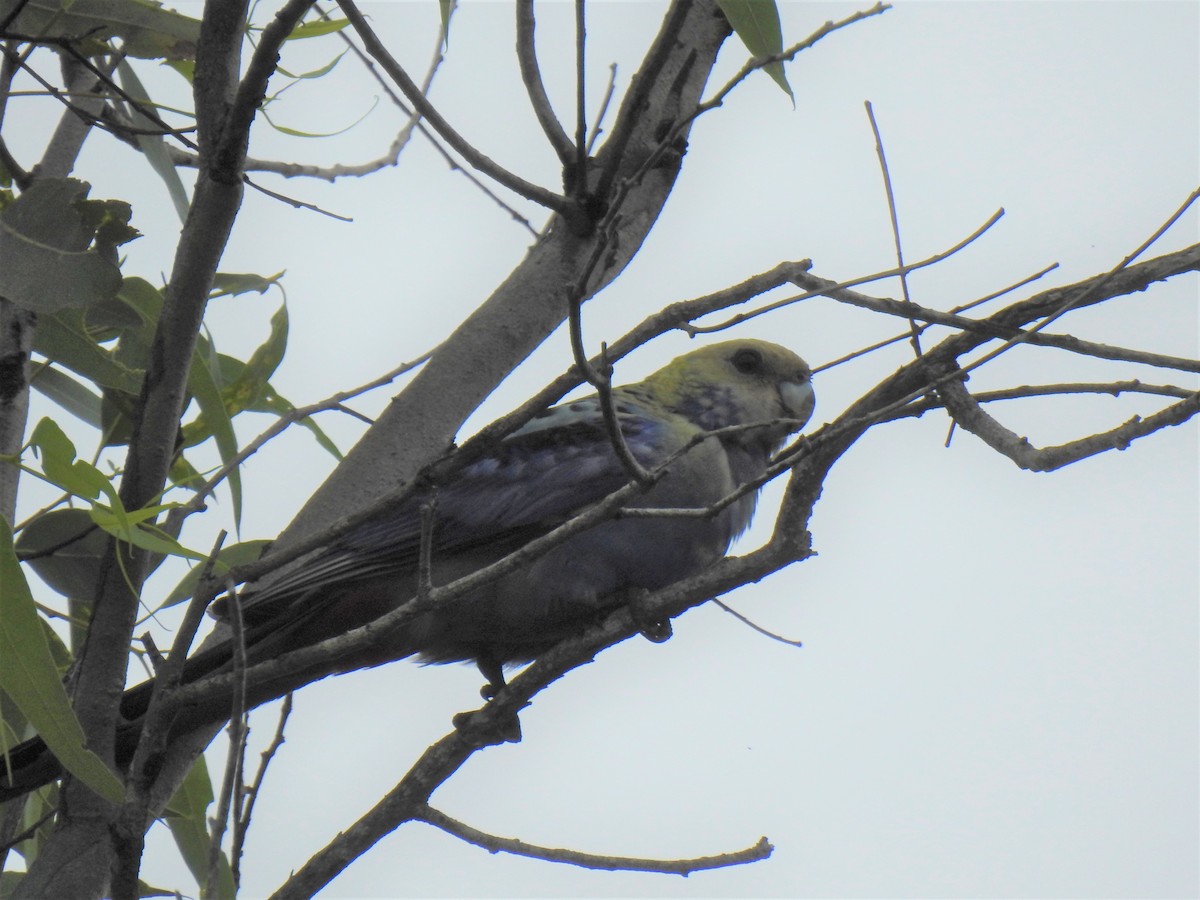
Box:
0, 519, 124, 805
0, 180, 123, 313
714, 0, 794, 100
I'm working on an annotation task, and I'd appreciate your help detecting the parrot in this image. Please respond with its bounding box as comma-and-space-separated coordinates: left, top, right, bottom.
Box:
0, 338, 814, 800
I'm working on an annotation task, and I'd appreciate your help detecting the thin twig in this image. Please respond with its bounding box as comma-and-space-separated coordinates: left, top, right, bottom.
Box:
573, 0, 587, 187
865, 100, 920, 357
166, 353, 429, 529
789, 255, 1200, 377
515, 1, 573, 165
696, 4, 891, 115
712, 598, 804, 649
122, 530, 229, 805
206, 579, 249, 896
417, 804, 773, 874
586, 63, 617, 154
687, 207, 1005, 334
233, 693, 293, 885
813, 262, 1059, 374
566, 292, 653, 485
951, 189, 1200, 383
338, 0, 571, 215
309, 0, 536, 232
417, 496, 437, 600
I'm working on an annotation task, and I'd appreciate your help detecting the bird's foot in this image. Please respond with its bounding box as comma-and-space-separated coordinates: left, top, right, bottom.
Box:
628, 589, 673, 644
476, 654, 506, 700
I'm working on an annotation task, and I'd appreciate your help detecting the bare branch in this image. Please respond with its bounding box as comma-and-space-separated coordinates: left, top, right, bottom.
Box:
888, 380, 1199, 422
712, 598, 805, 649
687, 207, 1006, 335
205, 577, 248, 897
233, 692, 292, 884
938, 377, 1200, 472
815, 262, 1060, 374
264, 538, 799, 900
948, 190, 1200, 385
587, 62, 617, 153
865, 99, 921, 357
780, 248, 1200, 376
338, 0, 571, 216
573, 0, 587, 188
515, 1, 573, 165
417, 804, 773, 874
567, 291, 653, 485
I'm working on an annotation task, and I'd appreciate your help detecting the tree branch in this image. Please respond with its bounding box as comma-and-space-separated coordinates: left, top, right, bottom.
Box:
938, 376, 1200, 472
515, 0, 574, 166
416, 804, 773, 874
338, 0, 572, 216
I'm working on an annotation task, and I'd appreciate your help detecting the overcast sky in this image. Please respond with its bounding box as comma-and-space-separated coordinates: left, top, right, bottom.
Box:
10, 1, 1200, 898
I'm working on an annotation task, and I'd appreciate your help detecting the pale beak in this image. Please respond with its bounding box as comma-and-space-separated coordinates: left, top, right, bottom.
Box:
780, 379, 815, 429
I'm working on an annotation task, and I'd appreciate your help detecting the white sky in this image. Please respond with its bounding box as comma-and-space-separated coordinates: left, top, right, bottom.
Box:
8, 1, 1199, 898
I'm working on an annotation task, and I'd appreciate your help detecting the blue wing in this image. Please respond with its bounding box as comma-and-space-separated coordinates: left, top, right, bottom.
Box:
235, 396, 670, 624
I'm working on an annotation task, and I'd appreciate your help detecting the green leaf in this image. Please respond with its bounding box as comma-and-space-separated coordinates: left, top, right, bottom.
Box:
14, 508, 106, 602
116, 60, 191, 223
438, 0, 453, 47
252, 387, 343, 461
286, 17, 348, 40
209, 270, 284, 299
28, 418, 117, 503
88, 505, 205, 561
72, 198, 140, 265
0, 519, 124, 805
185, 345, 242, 529
168, 452, 204, 491
158, 539, 270, 610
165, 756, 236, 899
85, 292, 148, 340
29, 365, 104, 427
33, 309, 143, 394
261, 97, 378, 139
92, 277, 163, 446
0, 0, 202, 60
715, 0, 794, 100
0, 179, 124, 313
276, 49, 347, 81
163, 58, 195, 83
227, 303, 288, 411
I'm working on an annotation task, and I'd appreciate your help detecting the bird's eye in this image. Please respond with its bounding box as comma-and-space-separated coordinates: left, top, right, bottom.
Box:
730, 347, 763, 374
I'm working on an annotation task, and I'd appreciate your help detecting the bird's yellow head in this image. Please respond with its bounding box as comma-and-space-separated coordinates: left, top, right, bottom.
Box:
640, 339, 814, 444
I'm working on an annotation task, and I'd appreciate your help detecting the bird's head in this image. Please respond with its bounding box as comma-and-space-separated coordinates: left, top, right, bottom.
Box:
640, 339, 815, 449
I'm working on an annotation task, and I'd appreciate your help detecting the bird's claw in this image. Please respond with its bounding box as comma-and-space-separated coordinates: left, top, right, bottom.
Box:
476, 654, 506, 700
628, 590, 673, 643
639, 619, 673, 643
